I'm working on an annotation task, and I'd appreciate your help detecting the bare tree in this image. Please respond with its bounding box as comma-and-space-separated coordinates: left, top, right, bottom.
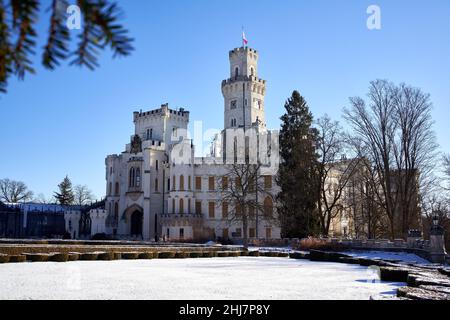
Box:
344, 80, 438, 239
315, 115, 362, 236
217, 163, 275, 248
444, 154, 450, 192
33, 193, 55, 204
0, 178, 33, 203
73, 184, 95, 206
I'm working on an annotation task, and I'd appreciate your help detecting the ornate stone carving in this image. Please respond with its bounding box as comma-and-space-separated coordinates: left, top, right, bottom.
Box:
130, 134, 142, 154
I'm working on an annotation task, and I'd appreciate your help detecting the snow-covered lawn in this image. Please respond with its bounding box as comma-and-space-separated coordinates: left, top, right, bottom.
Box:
0, 257, 403, 300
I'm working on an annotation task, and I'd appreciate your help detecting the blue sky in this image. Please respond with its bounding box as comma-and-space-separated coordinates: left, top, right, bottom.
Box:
0, 0, 449, 200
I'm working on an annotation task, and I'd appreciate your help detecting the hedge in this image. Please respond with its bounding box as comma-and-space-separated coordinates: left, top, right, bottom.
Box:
68, 253, 80, 261
175, 252, 189, 258
9, 255, 26, 263
202, 251, 216, 258
98, 252, 115, 261
138, 252, 154, 259
277, 252, 289, 258
79, 253, 99, 261
113, 252, 122, 260
217, 251, 229, 257
157, 251, 176, 259
122, 252, 140, 260
0, 254, 10, 263
49, 253, 69, 262
248, 251, 260, 257
189, 252, 202, 258
228, 251, 241, 257
25, 253, 49, 262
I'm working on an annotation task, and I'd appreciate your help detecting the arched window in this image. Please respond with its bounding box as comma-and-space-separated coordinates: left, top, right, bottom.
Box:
264, 196, 273, 218
109, 182, 112, 195
179, 198, 184, 214
115, 182, 119, 195
172, 175, 176, 190
114, 202, 119, 222
135, 168, 141, 187
129, 168, 135, 187
250, 67, 254, 76
188, 176, 191, 190
234, 67, 239, 78
179, 175, 184, 191
172, 198, 176, 213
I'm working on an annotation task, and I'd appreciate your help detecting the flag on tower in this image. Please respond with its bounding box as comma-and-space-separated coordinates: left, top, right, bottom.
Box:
242, 31, 248, 46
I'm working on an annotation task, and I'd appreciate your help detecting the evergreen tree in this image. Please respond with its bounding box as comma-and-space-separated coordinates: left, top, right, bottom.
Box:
54, 175, 74, 205
277, 91, 320, 238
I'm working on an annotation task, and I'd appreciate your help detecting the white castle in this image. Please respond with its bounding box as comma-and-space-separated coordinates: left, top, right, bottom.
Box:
103, 46, 281, 242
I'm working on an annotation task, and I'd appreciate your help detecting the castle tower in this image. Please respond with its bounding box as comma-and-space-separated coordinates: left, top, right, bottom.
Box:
221, 47, 266, 130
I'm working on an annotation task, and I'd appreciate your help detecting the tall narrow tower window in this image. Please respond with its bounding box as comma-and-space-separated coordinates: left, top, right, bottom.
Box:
234, 67, 239, 78
250, 67, 254, 76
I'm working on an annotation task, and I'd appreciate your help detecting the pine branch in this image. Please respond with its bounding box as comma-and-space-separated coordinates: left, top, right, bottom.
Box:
0, 0, 13, 93
71, 0, 133, 69
10, 0, 39, 80
42, 0, 70, 69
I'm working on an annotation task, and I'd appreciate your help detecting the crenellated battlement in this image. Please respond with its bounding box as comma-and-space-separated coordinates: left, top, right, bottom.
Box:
229, 46, 258, 56
133, 103, 190, 122
221, 75, 266, 87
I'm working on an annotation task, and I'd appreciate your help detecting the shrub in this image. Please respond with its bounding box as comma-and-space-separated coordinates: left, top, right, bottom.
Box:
138, 252, 154, 259
175, 252, 189, 258
248, 251, 260, 257
289, 252, 308, 259
49, 253, 69, 262
0, 254, 10, 263
228, 251, 241, 257
25, 253, 49, 262
277, 252, 289, 258
79, 253, 98, 261
68, 253, 80, 261
239, 250, 249, 256
9, 255, 26, 263
98, 252, 114, 260
113, 252, 122, 260
157, 251, 176, 259
122, 252, 139, 259
189, 252, 202, 258
202, 251, 216, 258
266, 251, 279, 257
217, 251, 229, 257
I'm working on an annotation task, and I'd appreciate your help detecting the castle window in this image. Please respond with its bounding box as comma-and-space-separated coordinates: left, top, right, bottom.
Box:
265, 227, 272, 239
179, 198, 184, 214
109, 182, 112, 195
264, 196, 273, 219
222, 176, 228, 190
155, 160, 159, 171
208, 176, 215, 191
222, 202, 228, 219
114, 202, 119, 219
209, 202, 215, 218
230, 100, 237, 110
249, 228, 256, 238
172, 175, 176, 190
180, 175, 184, 191
188, 198, 191, 214
172, 198, 175, 213
155, 178, 159, 192
234, 67, 239, 78
135, 168, 141, 187
115, 182, 119, 195
188, 176, 191, 190
129, 168, 135, 187
195, 176, 202, 190
250, 67, 254, 76
264, 175, 272, 189
195, 201, 202, 214
179, 228, 184, 239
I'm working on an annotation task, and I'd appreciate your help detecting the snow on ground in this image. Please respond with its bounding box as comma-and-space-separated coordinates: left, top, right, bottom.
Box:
0, 257, 403, 300
341, 250, 431, 265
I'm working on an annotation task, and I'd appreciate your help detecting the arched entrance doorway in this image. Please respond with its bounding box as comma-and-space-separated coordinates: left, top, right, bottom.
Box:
130, 210, 143, 236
